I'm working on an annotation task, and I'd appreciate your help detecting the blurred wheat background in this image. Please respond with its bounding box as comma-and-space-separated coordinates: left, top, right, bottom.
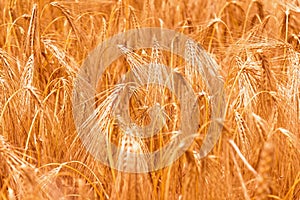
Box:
0, 0, 299, 199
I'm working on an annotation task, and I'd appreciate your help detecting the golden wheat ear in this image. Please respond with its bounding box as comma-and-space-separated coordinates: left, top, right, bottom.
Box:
255, 141, 274, 200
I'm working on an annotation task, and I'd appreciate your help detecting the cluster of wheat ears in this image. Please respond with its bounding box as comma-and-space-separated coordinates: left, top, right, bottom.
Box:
0, 0, 299, 199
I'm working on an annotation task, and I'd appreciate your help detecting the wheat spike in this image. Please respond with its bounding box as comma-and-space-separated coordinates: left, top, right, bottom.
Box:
255, 141, 274, 200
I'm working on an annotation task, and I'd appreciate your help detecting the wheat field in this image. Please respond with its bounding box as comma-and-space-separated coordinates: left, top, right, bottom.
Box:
0, 0, 299, 199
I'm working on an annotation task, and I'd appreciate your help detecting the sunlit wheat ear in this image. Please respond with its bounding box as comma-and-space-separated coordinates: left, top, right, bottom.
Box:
234, 110, 250, 156
24, 3, 38, 56
252, 113, 269, 140
20, 54, 34, 89
255, 141, 274, 200
235, 54, 259, 108
148, 40, 168, 84
42, 39, 78, 74
118, 42, 169, 106
19, 55, 34, 110
129, 6, 140, 29
119, 134, 143, 154
0, 48, 18, 80
50, 2, 85, 48
0, 135, 44, 199
100, 17, 108, 42
114, 129, 151, 174
256, 52, 276, 92
287, 49, 300, 124
185, 40, 202, 83
118, 45, 148, 84
116, 102, 167, 139
111, 128, 153, 199
185, 39, 222, 88
77, 83, 125, 156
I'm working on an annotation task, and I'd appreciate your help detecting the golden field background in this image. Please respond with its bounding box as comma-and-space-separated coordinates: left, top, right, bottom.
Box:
0, 0, 299, 199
